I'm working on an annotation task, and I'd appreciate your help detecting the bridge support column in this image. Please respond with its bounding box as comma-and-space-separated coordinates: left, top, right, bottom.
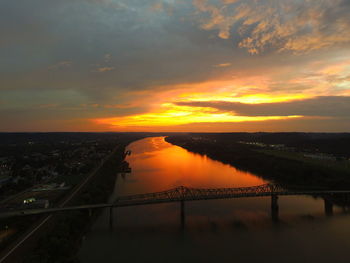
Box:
271, 194, 279, 222
180, 200, 185, 230
88, 209, 92, 217
324, 198, 333, 217
109, 207, 114, 230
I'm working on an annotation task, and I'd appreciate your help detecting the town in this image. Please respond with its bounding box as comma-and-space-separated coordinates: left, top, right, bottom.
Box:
0, 132, 139, 250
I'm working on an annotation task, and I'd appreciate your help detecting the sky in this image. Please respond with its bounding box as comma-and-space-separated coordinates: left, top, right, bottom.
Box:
1, 0, 350, 132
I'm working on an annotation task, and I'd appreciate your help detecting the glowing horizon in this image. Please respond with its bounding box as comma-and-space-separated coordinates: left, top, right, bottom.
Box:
1, 0, 350, 132
94, 91, 306, 128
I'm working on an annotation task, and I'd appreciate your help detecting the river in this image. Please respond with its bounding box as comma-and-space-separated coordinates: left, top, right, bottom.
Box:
78, 137, 350, 263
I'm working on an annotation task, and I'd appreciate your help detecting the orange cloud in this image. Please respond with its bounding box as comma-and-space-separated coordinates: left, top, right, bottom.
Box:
192, 0, 350, 54
93, 79, 308, 128
95, 103, 302, 127
91, 52, 350, 130
95, 67, 114, 72
213, 63, 231, 67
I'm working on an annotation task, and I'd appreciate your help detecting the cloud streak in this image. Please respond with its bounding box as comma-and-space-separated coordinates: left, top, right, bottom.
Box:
176, 96, 350, 117
94, 67, 115, 72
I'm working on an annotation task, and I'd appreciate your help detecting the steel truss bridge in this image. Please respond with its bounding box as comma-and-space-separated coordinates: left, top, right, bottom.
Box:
1, 184, 350, 223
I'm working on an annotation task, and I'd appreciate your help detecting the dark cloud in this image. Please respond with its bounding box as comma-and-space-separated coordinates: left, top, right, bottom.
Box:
0, 0, 349, 131
155, 117, 350, 133
0, 0, 245, 101
176, 96, 350, 117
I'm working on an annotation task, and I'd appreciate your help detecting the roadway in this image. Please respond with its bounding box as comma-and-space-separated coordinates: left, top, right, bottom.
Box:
2, 184, 350, 219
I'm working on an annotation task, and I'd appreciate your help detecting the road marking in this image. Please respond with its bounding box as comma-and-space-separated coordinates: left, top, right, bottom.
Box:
0, 215, 52, 263
60, 147, 117, 207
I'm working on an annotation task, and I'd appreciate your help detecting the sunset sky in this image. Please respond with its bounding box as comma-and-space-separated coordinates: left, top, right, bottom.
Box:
1, 0, 350, 132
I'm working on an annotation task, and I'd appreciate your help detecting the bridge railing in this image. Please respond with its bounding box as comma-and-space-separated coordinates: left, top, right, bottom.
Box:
3, 184, 350, 219
114, 184, 288, 204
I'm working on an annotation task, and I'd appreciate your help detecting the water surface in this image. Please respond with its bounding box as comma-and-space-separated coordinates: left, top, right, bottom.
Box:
79, 137, 350, 263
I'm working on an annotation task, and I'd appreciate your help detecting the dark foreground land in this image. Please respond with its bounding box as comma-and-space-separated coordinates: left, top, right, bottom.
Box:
0, 132, 148, 263
166, 133, 350, 189
2, 132, 350, 262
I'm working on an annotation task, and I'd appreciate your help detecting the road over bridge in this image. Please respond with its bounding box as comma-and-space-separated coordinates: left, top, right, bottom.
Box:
2, 184, 350, 224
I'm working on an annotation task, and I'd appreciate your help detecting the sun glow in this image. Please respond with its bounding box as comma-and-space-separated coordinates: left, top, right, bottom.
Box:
95, 103, 302, 127
177, 92, 309, 104
94, 80, 313, 128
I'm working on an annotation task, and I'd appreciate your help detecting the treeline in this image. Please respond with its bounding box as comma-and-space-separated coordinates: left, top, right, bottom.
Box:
165, 135, 350, 189
179, 132, 350, 157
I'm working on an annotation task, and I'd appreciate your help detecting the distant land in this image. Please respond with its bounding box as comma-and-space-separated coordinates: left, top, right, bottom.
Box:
166, 132, 350, 189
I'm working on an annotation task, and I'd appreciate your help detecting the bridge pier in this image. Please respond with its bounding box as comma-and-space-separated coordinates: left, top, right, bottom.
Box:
271, 194, 279, 222
180, 200, 185, 230
88, 209, 92, 217
109, 207, 114, 230
324, 198, 333, 217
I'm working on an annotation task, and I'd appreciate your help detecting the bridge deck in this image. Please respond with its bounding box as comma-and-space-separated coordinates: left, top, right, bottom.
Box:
1, 184, 350, 218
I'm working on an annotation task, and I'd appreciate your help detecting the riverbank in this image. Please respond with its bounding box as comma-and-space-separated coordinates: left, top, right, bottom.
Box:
165, 135, 350, 189
77, 136, 350, 263
16, 135, 145, 263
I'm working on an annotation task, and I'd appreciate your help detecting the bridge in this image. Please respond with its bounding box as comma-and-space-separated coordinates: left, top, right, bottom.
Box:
1, 184, 350, 227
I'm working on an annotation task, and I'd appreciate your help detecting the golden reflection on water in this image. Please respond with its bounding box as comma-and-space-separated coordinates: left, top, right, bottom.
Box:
78, 137, 350, 263
123, 137, 267, 194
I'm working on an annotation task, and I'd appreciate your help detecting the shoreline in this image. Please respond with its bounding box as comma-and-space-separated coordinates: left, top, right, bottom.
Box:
1, 136, 144, 263
165, 135, 350, 190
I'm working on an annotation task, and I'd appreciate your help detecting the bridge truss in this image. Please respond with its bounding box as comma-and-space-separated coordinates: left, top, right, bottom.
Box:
115, 184, 286, 206
1, 184, 350, 219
